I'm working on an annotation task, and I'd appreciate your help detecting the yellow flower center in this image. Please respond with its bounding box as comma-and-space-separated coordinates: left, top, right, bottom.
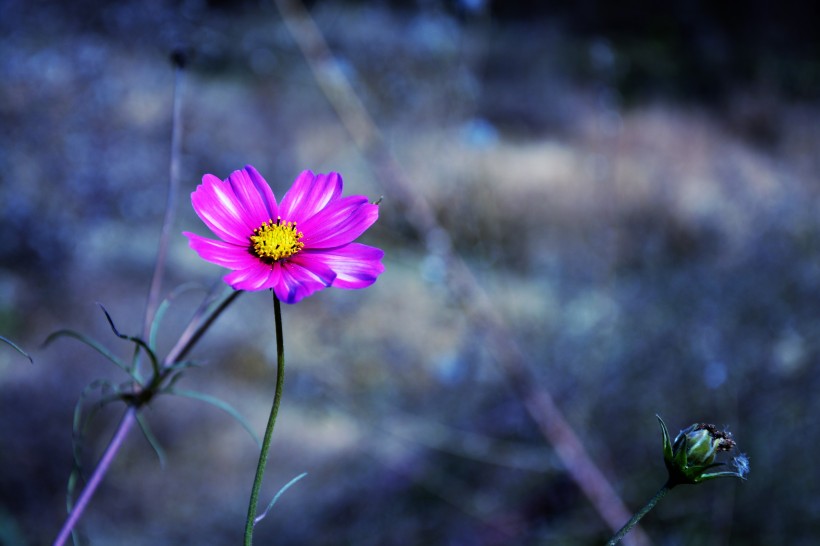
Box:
250, 217, 304, 263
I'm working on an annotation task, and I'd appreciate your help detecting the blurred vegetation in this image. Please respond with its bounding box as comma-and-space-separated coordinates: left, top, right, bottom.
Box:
1, 0, 819, 545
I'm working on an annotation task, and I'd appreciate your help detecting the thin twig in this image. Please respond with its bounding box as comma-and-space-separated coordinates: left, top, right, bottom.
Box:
271, 2, 647, 543
143, 56, 186, 342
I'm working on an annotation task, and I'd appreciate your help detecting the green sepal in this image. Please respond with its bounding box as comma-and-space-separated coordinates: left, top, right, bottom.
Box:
697, 469, 743, 482
657, 415, 673, 462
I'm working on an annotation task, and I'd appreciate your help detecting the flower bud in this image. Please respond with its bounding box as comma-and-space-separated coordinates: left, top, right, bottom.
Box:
674, 423, 735, 466
657, 415, 749, 486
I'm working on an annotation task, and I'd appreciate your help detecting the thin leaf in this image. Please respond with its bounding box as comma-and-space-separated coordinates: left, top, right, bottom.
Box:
168, 388, 261, 447
71, 383, 123, 464
0, 335, 33, 364
149, 282, 203, 350
72, 381, 117, 445
128, 343, 144, 385
99, 304, 160, 377
65, 466, 80, 516
44, 330, 140, 383
163, 359, 200, 375
159, 361, 201, 394
68, 380, 122, 512
135, 411, 167, 468
163, 370, 185, 391
254, 473, 308, 526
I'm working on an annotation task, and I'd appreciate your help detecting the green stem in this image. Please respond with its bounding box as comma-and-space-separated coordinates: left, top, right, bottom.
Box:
243, 292, 286, 545
606, 482, 673, 545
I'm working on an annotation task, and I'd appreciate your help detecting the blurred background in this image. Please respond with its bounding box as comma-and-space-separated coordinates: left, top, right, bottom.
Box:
2, 0, 820, 544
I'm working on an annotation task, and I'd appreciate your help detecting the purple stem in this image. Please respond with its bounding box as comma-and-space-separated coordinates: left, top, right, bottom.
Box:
142, 63, 185, 342
53, 407, 138, 546
52, 58, 187, 544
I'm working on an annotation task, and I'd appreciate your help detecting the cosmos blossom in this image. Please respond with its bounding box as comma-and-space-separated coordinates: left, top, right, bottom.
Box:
184, 165, 384, 304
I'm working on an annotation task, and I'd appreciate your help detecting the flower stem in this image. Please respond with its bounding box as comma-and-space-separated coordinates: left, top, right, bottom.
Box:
243, 292, 286, 545
606, 482, 673, 545
53, 407, 138, 546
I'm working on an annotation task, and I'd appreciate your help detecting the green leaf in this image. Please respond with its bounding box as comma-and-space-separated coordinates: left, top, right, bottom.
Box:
168, 388, 261, 447
254, 473, 308, 526
164, 360, 201, 374
0, 335, 33, 364
68, 380, 123, 513
135, 412, 167, 468
71, 381, 123, 460
128, 344, 144, 385
44, 329, 141, 384
160, 361, 201, 393
149, 282, 203, 350
99, 304, 160, 377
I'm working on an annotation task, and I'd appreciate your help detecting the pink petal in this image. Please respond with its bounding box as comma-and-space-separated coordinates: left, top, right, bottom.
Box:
191, 174, 255, 245
279, 171, 343, 223
184, 232, 259, 269
302, 243, 385, 289
299, 197, 379, 249
274, 259, 337, 304
224, 263, 276, 292
227, 166, 280, 227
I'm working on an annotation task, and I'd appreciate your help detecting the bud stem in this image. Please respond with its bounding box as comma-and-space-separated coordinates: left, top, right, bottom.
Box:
606, 482, 673, 545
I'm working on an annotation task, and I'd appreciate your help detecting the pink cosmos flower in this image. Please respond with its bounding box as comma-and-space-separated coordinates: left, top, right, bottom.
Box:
184, 165, 384, 304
